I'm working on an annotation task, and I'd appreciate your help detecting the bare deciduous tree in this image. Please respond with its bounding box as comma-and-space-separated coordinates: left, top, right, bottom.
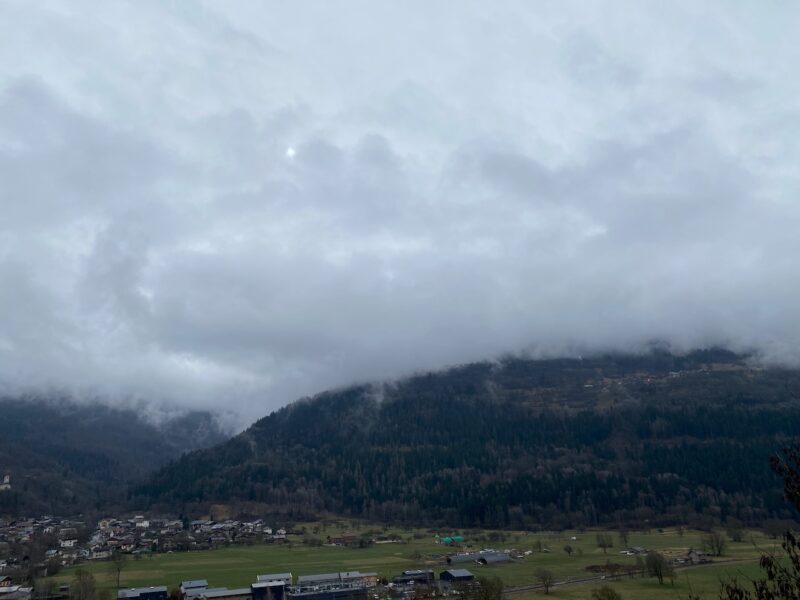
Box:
108, 550, 127, 594
618, 528, 629, 548
701, 530, 727, 556
596, 533, 613, 553
70, 569, 96, 600
645, 551, 673, 585
536, 569, 555, 595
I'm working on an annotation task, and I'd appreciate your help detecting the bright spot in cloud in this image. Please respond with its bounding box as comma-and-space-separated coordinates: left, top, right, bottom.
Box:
2, 2, 800, 426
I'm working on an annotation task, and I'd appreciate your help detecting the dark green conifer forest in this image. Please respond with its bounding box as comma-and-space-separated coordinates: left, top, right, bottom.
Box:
135, 349, 800, 529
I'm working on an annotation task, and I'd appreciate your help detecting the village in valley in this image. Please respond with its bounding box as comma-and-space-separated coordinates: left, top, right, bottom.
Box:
0, 513, 292, 571
0, 512, 512, 600
0, 504, 734, 600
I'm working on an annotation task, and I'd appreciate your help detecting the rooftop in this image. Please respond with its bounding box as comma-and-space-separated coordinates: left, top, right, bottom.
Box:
181, 581, 209, 590
256, 573, 291, 583
296, 573, 340, 584
201, 589, 252, 599
118, 587, 168, 598
443, 569, 473, 578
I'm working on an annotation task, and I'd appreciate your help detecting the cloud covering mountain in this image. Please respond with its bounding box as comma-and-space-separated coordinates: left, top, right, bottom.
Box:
1, 1, 799, 424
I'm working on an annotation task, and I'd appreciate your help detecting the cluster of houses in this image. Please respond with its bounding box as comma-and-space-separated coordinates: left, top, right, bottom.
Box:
0, 515, 91, 571
86, 517, 288, 560
120, 569, 479, 600
0, 515, 291, 575
617, 545, 709, 566
1, 516, 81, 547
1, 512, 521, 578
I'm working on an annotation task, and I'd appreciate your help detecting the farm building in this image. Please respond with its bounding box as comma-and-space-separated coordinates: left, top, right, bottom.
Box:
439, 570, 474, 583
477, 552, 512, 565
446, 552, 481, 564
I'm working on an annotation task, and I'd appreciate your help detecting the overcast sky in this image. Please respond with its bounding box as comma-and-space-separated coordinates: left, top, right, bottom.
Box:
1, 1, 799, 426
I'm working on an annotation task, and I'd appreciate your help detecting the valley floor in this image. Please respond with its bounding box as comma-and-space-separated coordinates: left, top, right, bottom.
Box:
49, 523, 777, 599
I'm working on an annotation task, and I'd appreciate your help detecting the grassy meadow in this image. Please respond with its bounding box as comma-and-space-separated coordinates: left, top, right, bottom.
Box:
50, 523, 779, 599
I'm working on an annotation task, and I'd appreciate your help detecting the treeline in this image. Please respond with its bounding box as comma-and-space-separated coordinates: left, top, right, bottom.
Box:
135, 349, 800, 529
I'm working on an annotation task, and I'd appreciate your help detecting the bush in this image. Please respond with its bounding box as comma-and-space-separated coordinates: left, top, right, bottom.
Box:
591, 586, 622, 600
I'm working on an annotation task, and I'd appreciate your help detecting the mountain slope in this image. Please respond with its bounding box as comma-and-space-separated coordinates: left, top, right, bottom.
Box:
137, 349, 800, 528
0, 398, 229, 516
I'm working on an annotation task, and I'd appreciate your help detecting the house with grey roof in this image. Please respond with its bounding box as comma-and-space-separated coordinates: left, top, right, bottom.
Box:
117, 587, 168, 600
180, 580, 209, 600
181, 581, 209, 592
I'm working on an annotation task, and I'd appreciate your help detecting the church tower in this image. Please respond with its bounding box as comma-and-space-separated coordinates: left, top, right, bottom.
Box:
0, 474, 10, 491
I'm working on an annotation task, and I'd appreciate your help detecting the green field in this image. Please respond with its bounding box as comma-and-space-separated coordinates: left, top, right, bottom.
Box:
513, 560, 766, 599
51, 524, 779, 599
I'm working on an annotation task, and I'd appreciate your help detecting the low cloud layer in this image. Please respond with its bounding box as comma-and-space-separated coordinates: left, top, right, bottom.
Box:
2, 1, 800, 425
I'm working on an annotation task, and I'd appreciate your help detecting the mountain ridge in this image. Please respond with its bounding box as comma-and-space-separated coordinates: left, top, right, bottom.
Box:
135, 348, 800, 529
0, 397, 229, 517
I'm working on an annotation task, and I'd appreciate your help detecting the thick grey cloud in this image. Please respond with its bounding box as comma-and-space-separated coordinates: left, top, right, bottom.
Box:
1, 1, 799, 426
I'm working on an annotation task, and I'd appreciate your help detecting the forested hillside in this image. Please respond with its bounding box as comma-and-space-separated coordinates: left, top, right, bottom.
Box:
0, 398, 227, 516
136, 349, 800, 529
